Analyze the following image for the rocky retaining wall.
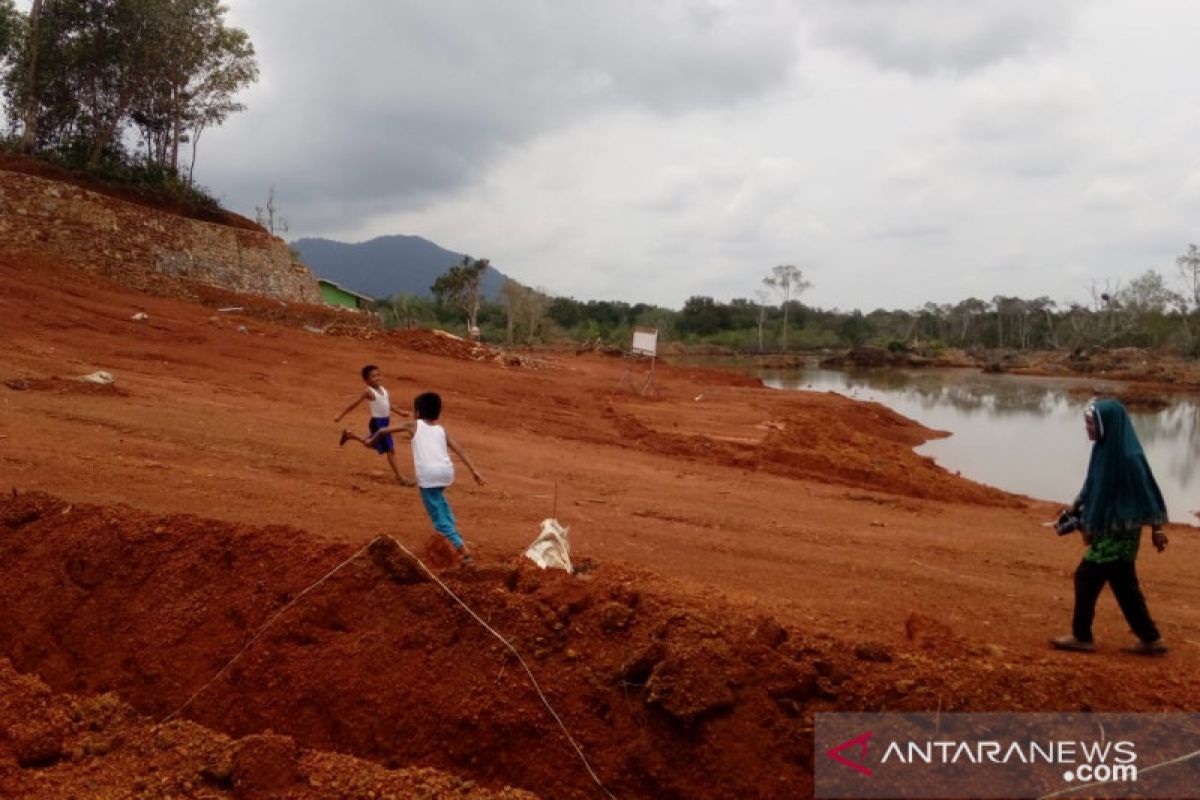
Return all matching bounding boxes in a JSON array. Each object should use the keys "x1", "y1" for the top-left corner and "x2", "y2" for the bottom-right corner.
[{"x1": 0, "y1": 169, "x2": 321, "y2": 304}]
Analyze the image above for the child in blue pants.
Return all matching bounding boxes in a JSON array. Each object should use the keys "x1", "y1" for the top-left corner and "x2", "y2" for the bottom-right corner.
[{"x1": 368, "y1": 392, "x2": 484, "y2": 564}]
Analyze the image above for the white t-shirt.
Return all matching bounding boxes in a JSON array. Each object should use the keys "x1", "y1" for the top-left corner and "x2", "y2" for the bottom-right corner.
[
  {"x1": 368, "y1": 386, "x2": 390, "y2": 418},
  {"x1": 412, "y1": 419, "x2": 454, "y2": 488}
]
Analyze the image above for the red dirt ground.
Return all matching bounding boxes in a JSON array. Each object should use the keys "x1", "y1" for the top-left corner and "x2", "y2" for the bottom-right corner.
[
  {"x1": 2, "y1": 253, "x2": 1199, "y2": 798},
  {"x1": 0, "y1": 653, "x2": 534, "y2": 799}
]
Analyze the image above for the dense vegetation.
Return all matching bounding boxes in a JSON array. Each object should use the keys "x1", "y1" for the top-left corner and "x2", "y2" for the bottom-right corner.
[
  {"x1": 389, "y1": 250, "x2": 1200, "y2": 357},
  {"x1": 0, "y1": 0, "x2": 256, "y2": 210}
]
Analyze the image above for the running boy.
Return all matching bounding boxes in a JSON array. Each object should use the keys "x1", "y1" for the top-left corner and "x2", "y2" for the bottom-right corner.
[
  {"x1": 335, "y1": 365, "x2": 413, "y2": 486},
  {"x1": 367, "y1": 392, "x2": 484, "y2": 564}
]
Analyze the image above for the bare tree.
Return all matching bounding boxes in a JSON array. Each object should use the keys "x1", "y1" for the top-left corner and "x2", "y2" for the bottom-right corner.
[
  {"x1": 1177, "y1": 244, "x2": 1200, "y2": 351},
  {"x1": 762, "y1": 264, "x2": 810, "y2": 350},
  {"x1": 254, "y1": 186, "x2": 288, "y2": 236},
  {"x1": 754, "y1": 287, "x2": 771, "y2": 353}
]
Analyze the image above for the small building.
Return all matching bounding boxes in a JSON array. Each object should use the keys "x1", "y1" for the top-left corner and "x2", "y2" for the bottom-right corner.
[{"x1": 317, "y1": 278, "x2": 374, "y2": 310}]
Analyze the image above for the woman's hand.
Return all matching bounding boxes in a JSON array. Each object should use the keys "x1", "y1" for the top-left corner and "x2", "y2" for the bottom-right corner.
[{"x1": 1152, "y1": 529, "x2": 1168, "y2": 552}]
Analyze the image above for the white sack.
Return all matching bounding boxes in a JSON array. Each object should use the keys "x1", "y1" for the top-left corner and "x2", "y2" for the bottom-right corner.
[{"x1": 523, "y1": 518, "x2": 573, "y2": 573}]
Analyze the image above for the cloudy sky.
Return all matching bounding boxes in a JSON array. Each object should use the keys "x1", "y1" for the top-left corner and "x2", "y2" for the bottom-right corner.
[{"x1": 195, "y1": 0, "x2": 1200, "y2": 310}]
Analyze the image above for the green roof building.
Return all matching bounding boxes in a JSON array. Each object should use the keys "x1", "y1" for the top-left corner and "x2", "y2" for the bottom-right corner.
[{"x1": 317, "y1": 279, "x2": 374, "y2": 310}]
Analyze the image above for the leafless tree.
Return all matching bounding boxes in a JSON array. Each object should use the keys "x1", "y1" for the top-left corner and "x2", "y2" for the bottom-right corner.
[{"x1": 762, "y1": 264, "x2": 810, "y2": 350}]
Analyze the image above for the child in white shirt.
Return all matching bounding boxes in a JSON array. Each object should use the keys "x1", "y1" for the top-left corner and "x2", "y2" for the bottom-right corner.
[
  {"x1": 335, "y1": 364, "x2": 413, "y2": 486},
  {"x1": 368, "y1": 392, "x2": 484, "y2": 564}
]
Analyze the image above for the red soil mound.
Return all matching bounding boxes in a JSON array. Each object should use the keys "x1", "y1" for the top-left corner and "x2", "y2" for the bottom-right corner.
[
  {"x1": 0, "y1": 492, "x2": 819, "y2": 799},
  {"x1": 190, "y1": 284, "x2": 381, "y2": 335},
  {"x1": 3, "y1": 492, "x2": 1196, "y2": 800},
  {"x1": 605, "y1": 393, "x2": 1017, "y2": 506},
  {"x1": 388, "y1": 328, "x2": 499, "y2": 360},
  {"x1": 0, "y1": 657, "x2": 534, "y2": 799}
]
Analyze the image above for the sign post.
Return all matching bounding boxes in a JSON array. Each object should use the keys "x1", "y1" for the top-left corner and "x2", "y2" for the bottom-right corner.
[{"x1": 614, "y1": 326, "x2": 659, "y2": 396}]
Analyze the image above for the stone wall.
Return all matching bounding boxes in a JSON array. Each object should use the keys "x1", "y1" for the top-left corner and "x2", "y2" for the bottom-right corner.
[{"x1": 0, "y1": 169, "x2": 322, "y2": 304}]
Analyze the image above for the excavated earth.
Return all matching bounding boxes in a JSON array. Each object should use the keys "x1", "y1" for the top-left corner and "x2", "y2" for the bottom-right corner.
[{"x1": 2, "y1": 252, "x2": 1199, "y2": 798}]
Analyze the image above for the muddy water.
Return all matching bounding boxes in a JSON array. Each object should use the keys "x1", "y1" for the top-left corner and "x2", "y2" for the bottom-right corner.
[{"x1": 762, "y1": 367, "x2": 1199, "y2": 525}]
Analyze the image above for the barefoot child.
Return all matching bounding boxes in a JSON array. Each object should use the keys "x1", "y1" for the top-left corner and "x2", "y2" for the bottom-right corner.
[
  {"x1": 335, "y1": 365, "x2": 414, "y2": 486},
  {"x1": 367, "y1": 391, "x2": 484, "y2": 564}
]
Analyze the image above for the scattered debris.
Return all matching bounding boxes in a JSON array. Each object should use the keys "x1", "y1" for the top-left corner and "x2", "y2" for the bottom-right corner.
[
  {"x1": 130, "y1": 311, "x2": 149, "y2": 321},
  {"x1": 303, "y1": 325, "x2": 325, "y2": 335},
  {"x1": 237, "y1": 325, "x2": 249, "y2": 334},
  {"x1": 217, "y1": 306, "x2": 244, "y2": 313},
  {"x1": 76, "y1": 371, "x2": 115, "y2": 385},
  {"x1": 3, "y1": 378, "x2": 30, "y2": 391}
]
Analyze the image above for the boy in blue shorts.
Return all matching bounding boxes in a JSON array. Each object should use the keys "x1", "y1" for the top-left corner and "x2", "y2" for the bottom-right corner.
[
  {"x1": 367, "y1": 391, "x2": 484, "y2": 564},
  {"x1": 335, "y1": 365, "x2": 413, "y2": 486}
]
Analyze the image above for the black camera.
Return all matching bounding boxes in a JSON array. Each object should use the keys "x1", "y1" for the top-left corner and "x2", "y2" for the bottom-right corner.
[{"x1": 1054, "y1": 508, "x2": 1082, "y2": 535}]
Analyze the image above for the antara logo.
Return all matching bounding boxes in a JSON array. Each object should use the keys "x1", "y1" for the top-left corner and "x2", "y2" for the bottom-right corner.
[{"x1": 827, "y1": 732, "x2": 874, "y2": 777}]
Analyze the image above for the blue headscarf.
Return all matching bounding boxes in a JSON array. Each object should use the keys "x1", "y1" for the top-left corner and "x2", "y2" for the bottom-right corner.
[{"x1": 1076, "y1": 398, "x2": 1167, "y2": 533}]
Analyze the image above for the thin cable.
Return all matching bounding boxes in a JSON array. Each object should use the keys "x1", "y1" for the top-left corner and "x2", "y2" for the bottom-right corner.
[
  {"x1": 386, "y1": 536, "x2": 617, "y2": 800},
  {"x1": 161, "y1": 537, "x2": 380, "y2": 723},
  {"x1": 158, "y1": 534, "x2": 616, "y2": 799}
]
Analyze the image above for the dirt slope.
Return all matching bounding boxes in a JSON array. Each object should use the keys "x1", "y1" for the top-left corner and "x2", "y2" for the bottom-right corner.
[
  {"x1": 1, "y1": 254, "x2": 1200, "y2": 797},
  {"x1": 0, "y1": 654, "x2": 534, "y2": 799},
  {"x1": 3, "y1": 491, "x2": 1197, "y2": 800}
]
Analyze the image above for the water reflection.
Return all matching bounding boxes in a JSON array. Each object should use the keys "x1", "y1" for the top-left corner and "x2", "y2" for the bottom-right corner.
[{"x1": 763, "y1": 368, "x2": 1199, "y2": 525}]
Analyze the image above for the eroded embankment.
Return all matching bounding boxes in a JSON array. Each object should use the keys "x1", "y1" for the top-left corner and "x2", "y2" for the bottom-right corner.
[
  {"x1": 1, "y1": 492, "x2": 1190, "y2": 799},
  {"x1": 0, "y1": 657, "x2": 535, "y2": 799},
  {"x1": 0, "y1": 492, "x2": 820, "y2": 799}
]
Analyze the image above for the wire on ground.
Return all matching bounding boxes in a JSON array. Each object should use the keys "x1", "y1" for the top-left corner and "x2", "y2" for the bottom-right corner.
[{"x1": 161, "y1": 534, "x2": 617, "y2": 799}]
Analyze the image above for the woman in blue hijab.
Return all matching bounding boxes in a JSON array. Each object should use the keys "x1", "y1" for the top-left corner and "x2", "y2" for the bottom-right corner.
[{"x1": 1051, "y1": 398, "x2": 1169, "y2": 655}]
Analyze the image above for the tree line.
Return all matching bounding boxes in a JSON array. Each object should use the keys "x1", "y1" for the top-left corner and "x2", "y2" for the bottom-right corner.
[
  {"x1": 0, "y1": 0, "x2": 256, "y2": 204},
  {"x1": 389, "y1": 247, "x2": 1200, "y2": 357}
]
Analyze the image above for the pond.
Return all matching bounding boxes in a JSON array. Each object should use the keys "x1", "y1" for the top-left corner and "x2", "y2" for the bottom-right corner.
[{"x1": 760, "y1": 367, "x2": 1199, "y2": 525}]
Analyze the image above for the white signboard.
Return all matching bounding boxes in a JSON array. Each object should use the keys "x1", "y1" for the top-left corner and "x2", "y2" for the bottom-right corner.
[{"x1": 631, "y1": 327, "x2": 658, "y2": 357}]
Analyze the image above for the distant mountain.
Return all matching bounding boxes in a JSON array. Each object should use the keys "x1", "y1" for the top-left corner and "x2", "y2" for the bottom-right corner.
[{"x1": 290, "y1": 234, "x2": 509, "y2": 300}]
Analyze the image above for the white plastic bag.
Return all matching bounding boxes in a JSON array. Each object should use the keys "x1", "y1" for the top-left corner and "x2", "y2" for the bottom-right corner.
[
  {"x1": 523, "y1": 518, "x2": 572, "y2": 573},
  {"x1": 76, "y1": 371, "x2": 115, "y2": 385}
]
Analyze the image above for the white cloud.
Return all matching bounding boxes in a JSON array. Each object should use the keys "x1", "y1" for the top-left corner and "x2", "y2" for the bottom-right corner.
[
  {"x1": 175, "y1": 1, "x2": 1200, "y2": 309},
  {"x1": 204, "y1": 0, "x2": 804, "y2": 229},
  {"x1": 806, "y1": 0, "x2": 1085, "y2": 75}
]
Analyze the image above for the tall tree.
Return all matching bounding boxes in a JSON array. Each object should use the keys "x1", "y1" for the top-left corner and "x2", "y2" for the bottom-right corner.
[
  {"x1": 130, "y1": 0, "x2": 256, "y2": 176},
  {"x1": 951, "y1": 297, "x2": 988, "y2": 346},
  {"x1": 0, "y1": 0, "x2": 23, "y2": 76},
  {"x1": 432, "y1": 257, "x2": 489, "y2": 338},
  {"x1": 1179, "y1": 244, "x2": 1200, "y2": 310},
  {"x1": 1177, "y1": 244, "x2": 1200, "y2": 352},
  {"x1": 4, "y1": 0, "x2": 255, "y2": 176},
  {"x1": 754, "y1": 288, "x2": 771, "y2": 353},
  {"x1": 762, "y1": 264, "x2": 810, "y2": 350},
  {"x1": 501, "y1": 279, "x2": 549, "y2": 346}
]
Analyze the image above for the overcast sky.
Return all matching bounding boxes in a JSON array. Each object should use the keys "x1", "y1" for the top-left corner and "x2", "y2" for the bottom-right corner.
[{"x1": 190, "y1": 1, "x2": 1200, "y2": 310}]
